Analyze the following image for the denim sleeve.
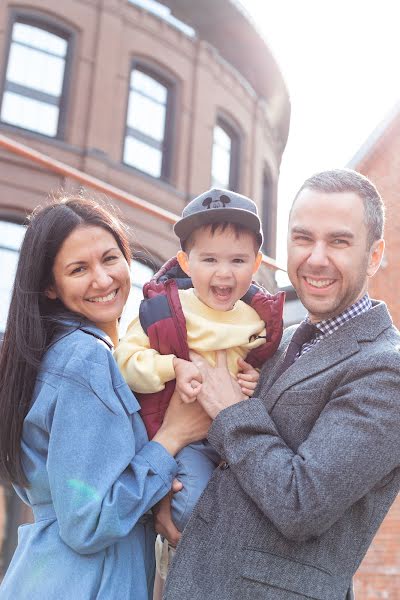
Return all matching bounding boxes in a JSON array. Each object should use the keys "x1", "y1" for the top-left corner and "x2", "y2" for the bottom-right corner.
[{"x1": 46, "y1": 355, "x2": 177, "y2": 554}]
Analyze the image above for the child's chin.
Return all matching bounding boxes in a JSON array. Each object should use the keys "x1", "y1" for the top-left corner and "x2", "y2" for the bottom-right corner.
[{"x1": 211, "y1": 297, "x2": 236, "y2": 311}]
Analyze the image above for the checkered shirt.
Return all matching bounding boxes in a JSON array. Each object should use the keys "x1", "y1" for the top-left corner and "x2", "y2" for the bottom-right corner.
[{"x1": 300, "y1": 294, "x2": 372, "y2": 357}]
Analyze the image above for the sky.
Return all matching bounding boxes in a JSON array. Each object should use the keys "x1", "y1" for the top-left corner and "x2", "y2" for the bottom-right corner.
[{"x1": 240, "y1": 0, "x2": 400, "y2": 284}]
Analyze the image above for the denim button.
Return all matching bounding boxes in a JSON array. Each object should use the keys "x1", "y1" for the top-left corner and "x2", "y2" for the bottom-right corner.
[{"x1": 220, "y1": 461, "x2": 229, "y2": 470}]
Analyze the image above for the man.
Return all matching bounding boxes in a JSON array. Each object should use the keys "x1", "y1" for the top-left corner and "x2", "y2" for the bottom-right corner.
[{"x1": 163, "y1": 169, "x2": 400, "y2": 600}]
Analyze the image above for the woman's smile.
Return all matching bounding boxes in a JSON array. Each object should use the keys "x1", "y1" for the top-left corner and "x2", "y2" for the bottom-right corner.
[{"x1": 86, "y1": 289, "x2": 119, "y2": 303}]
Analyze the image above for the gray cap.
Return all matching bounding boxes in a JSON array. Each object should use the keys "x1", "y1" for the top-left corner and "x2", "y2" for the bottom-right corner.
[{"x1": 174, "y1": 188, "x2": 263, "y2": 244}]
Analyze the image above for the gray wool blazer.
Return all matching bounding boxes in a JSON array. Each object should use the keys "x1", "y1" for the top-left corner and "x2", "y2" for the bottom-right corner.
[{"x1": 164, "y1": 301, "x2": 400, "y2": 600}]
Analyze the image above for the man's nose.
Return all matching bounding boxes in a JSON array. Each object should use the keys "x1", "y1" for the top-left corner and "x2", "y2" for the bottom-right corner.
[{"x1": 307, "y1": 242, "x2": 330, "y2": 267}]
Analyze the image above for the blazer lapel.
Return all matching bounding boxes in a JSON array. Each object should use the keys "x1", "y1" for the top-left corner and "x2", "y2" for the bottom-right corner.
[
  {"x1": 262, "y1": 300, "x2": 393, "y2": 414},
  {"x1": 267, "y1": 331, "x2": 358, "y2": 408}
]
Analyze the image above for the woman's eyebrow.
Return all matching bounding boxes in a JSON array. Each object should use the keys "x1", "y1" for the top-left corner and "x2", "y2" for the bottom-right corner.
[{"x1": 65, "y1": 247, "x2": 119, "y2": 269}]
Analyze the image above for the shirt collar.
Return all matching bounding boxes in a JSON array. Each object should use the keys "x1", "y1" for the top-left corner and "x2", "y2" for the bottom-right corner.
[
  {"x1": 308, "y1": 294, "x2": 372, "y2": 337},
  {"x1": 52, "y1": 316, "x2": 114, "y2": 349}
]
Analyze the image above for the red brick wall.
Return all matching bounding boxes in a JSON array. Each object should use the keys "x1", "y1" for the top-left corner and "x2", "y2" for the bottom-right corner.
[
  {"x1": 357, "y1": 114, "x2": 400, "y2": 328},
  {"x1": 352, "y1": 113, "x2": 400, "y2": 599},
  {"x1": 354, "y1": 498, "x2": 400, "y2": 599}
]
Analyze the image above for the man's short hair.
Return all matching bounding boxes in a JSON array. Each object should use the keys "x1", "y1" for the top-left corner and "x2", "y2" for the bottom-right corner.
[{"x1": 292, "y1": 168, "x2": 385, "y2": 248}]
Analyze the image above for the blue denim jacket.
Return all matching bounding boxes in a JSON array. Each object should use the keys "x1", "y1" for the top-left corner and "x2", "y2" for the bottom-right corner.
[{"x1": 0, "y1": 321, "x2": 178, "y2": 599}]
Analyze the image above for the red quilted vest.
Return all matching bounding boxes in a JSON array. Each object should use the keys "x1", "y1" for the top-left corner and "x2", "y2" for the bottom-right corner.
[{"x1": 135, "y1": 257, "x2": 285, "y2": 438}]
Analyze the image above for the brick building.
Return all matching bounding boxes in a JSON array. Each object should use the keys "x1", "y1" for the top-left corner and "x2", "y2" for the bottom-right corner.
[
  {"x1": 0, "y1": 0, "x2": 290, "y2": 574},
  {"x1": 1, "y1": 0, "x2": 396, "y2": 596},
  {"x1": 348, "y1": 103, "x2": 400, "y2": 598}
]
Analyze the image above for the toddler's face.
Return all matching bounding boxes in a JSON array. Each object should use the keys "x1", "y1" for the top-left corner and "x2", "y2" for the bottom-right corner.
[{"x1": 177, "y1": 225, "x2": 262, "y2": 311}]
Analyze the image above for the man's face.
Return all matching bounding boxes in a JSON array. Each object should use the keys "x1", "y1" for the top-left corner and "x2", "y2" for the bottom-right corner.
[{"x1": 287, "y1": 188, "x2": 383, "y2": 323}]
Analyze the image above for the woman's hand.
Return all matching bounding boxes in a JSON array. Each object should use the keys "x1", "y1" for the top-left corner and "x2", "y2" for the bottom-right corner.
[
  {"x1": 237, "y1": 357, "x2": 259, "y2": 398},
  {"x1": 153, "y1": 390, "x2": 211, "y2": 456},
  {"x1": 152, "y1": 479, "x2": 182, "y2": 547}
]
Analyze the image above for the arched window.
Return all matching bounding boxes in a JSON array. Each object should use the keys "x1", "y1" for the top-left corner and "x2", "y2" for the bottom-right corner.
[
  {"x1": 0, "y1": 14, "x2": 72, "y2": 138},
  {"x1": 211, "y1": 117, "x2": 240, "y2": 191},
  {"x1": 123, "y1": 64, "x2": 175, "y2": 180},
  {"x1": 0, "y1": 219, "x2": 26, "y2": 336}
]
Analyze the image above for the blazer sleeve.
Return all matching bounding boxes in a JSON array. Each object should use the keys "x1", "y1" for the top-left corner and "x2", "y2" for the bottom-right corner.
[
  {"x1": 208, "y1": 352, "x2": 400, "y2": 542},
  {"x1": 46, "y1": 351, "x2": 178, "y2": 554},
  {"x1": 114, "y1": 316, "x2": 176, "y2": 393}
]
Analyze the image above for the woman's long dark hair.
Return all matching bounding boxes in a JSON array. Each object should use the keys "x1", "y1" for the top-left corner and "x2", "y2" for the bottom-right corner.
[{"x1": 0, "y1": 194, "x2": 131, "y2": 486}]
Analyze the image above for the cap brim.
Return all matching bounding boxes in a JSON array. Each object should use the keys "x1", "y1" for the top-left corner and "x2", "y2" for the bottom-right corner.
[{"x1": 174, "y1": 208, "x2": 262, "y2": 241}]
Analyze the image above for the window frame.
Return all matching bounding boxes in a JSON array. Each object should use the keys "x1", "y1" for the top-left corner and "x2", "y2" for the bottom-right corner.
[
  {"x1": 211, "y1": 114, "x2": 241, "y2": 191},
  {"x1": 122, "y1": 60, "x2": 176, "y2": 182},
  {"x1": 0, "y1": 9, "x2": 75, "y2": 140},
  {"x1": 261, "y1": 166, "x2": 277, "y2": 258}
]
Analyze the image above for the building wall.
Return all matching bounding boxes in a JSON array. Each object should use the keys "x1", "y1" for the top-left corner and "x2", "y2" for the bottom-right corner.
[
  {"x1": 354, "y1": 500, "x2": 400, "y2": 599},
  {"x1": 0, "y1": 0, "x2": 289, "y2": 573},
  {"x1": 351, "y1": 113, "x2": 400, "y2": 599},
  {"x1": 0, "y1": 0, "x2": 287, "y2": 267},
  {"x1": 353, "y1": 114, "x2": 400, "y2": 328}
]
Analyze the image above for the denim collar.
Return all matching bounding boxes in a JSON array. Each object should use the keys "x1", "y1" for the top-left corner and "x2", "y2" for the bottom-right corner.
[{"x1": 51, "y1": 316, "x2": 114, "y2": 350}]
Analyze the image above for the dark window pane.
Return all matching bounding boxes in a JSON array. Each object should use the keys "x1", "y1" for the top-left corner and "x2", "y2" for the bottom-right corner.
[{"x1": 262, "y1": 170, "x2": 276, "y2": 258}]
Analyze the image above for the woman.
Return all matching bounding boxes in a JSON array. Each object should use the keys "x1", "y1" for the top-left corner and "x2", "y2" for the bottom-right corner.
[{"x1": 0, "y1": 195, "x2": 209, "y2": 599}]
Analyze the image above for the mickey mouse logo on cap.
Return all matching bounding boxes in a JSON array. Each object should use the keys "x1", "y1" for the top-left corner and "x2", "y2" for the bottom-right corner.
[{"x1": 202, "y1": 194, "x2": 231, "y2": 209}]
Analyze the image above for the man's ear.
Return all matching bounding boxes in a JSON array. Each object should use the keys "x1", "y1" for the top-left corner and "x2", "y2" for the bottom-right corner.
[
  {"x1": 44, "y1": 286, "x2": 57, "y2": 300},
  {"x1": 253, "y1": 252, "x2": 263, "y2": 274},
  {"x1": 367, "y1": 239, "x2": 385, "y2": 278},
  {"x1": 176, "y1": 250, "x2": 190, "y2": 276}
]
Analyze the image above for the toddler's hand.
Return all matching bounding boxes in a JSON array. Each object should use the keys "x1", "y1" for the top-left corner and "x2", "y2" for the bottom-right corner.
[
  {"x1": 237, "y1": 357, "x2": 259, "y2": 398},
  {"x1": 173, "y1": 357, "x2": 202, "y2": 403}
]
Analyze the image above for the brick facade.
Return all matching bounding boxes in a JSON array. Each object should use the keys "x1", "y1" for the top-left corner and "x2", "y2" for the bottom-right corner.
[
  {"x1": 351, "y1": 109, "x2": 400, "y2": 599},
  {"x1": 0, "y1": 0, "x2": 289, "y2": 264},
  {"x1": 0, "y1": 0, "x2": 289, "y2": 576},
  {"x1": 354, "y1": 112, "x2": 400, "y2": 328}
]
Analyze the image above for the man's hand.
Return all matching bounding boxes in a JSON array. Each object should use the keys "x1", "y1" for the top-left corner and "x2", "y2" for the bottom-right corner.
[
  {"x1": 173, "y1": 357, "x2": 202, "y2": 403},
  {"x1": 152, "y1": 479, "x2": 182, "y2": 547},
  {"x1": 189, "y1": 350, "x2": 246, "y2": 419},
  {"x1": 237, "y1": 357, "x2": 259, "y2": 398}
]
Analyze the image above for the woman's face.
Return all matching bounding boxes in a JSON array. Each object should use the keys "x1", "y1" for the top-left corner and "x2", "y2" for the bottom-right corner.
[{"x1": 46, "y1": 225, "x2": 131, "y2": 331}]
